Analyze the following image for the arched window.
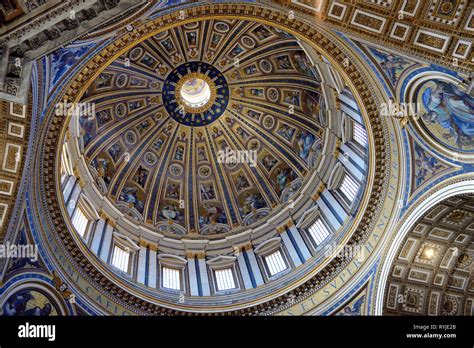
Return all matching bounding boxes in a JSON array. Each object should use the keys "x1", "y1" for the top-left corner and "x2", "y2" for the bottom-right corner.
[
  {"x1": 264, "y1": 250, "x2": 287, "y2": 277},
  {"x1": 71, "y1": 207, "x2": 89, "y2": 238},
  {"x1": 339, "y1": 173, "x2": 359, "y2": 204},
  {"x1": 308, "y1": 218, "x2": 331, "y2": 246},
  {"x1": 158, "y1": 254, "x2": 187, "y2": 291},
  {"x1": 255, "y1": 238, "x2": 290, "y2": 280},
  {"x1": 111, "y1": 245, "x2": 131, "y2": 273},
  {"x1": 69, "y1": 194, "x2": 100, "y2": 242},
  {"x1": 162, "y1": 267, "x2": 181, "y2": 290},
  {"x1": 207, "y1": 256, "x2": 239, "y2": 293},
  {"x1": 215, "y1": 268, "x2": 236, "y2": 291},
  {"x1": 352, "y1": 121, "x2": 367, "y2": 148}
]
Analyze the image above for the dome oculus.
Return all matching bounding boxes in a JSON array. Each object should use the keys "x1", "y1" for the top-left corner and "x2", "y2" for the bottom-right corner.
[
  {"x1": 163, "y1": 62, "x2": 229, "y2": 127},
  {"x1": 180, "y1": 77, "x2": 211, "y2": 108}
]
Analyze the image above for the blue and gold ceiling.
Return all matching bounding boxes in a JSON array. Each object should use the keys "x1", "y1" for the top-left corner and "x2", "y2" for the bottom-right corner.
[
  {"x1": 79, "y1": 20, "x2": 325, "y2": 236},
  {"x1": 1, "y1": 0, "x2": 472, "y2": 318}
]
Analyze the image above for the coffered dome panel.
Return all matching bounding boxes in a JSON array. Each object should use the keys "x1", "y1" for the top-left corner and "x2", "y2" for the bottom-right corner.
[{"x1": 383, "y1": 194, "x2": 474, "y2": 316}]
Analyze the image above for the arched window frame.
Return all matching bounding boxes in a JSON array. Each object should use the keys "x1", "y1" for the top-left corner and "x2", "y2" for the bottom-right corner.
[
  {"x1": 158, "y1": 254, "x2": 188, "y2": 293},
  {"x1": 254, "y1": 238, "x2": 291, "y2": 281},
  {"x1": 328, "y1": 163, "x2": 361, "y2": 211},
  {"x1": 109, "y1": 232, "x2": 139, "y2": 276},
  {"x1": 70, "y1": 194, "x2": 99, "y2": 243},
  {"x1": 207, "y1": 256, "x2": 240, "y2": 294},
  {"x1": 342, "y1": 115, "x2": 368, "y2": 157},
  {"x1": 297, "y1": 207, "x2": 334, "y2": 253}
]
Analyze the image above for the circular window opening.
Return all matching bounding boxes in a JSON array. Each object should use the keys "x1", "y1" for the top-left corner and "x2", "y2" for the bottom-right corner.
[{"x1": 179, "y1": 78, "x2": 211, "y2": 108}]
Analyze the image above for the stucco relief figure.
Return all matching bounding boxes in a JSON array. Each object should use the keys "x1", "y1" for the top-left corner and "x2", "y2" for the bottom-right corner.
[
  {"x1": 252, "y1": 25, "x2": 272, "y2": 40},
  {"x1": 294, "y1": 53, "x2": 318, "y2": 79},
  {"x1": 261, "y1": 154, "x2": 278, "y2": 172},
  {"x1": 200, "y1": 204, "x2": 227, "y2": 225},
  {"x1": 235, "y1": 173, "x2": 250, "y2": 191},
  {"x1": 276, "y1": 55, "x2": 292, "y2": 70},
  {"x1": 91, "y1": 157, "x2": 111, "y2": 187},
  {"x1": 79, "y1": 115, "x2": 94, "y2": 146},
  {"x1": 275, "y1": 167, "x2": 297, "y2": 194},
  {"x1": 133, "y1": 167, "x2": 148, "y2": 188},
  {"x1": 277, "y1": 124, "x2": 296, "y2": 142},
  {"x1": 240, "y1": 192, "x2": 266, "y2": 216},
  {"x1": 108, "y1": 143, "x2": 122, "y2": 162},
  {"x1": 200, "y1": 183, "x2": 216, "y2": 200},
  {"x1": 420, "y1": 80, "x2": 474, "y2": 150},
  {"x1": 165, "y1": 183, "x2": 180, "y2": 199}
]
